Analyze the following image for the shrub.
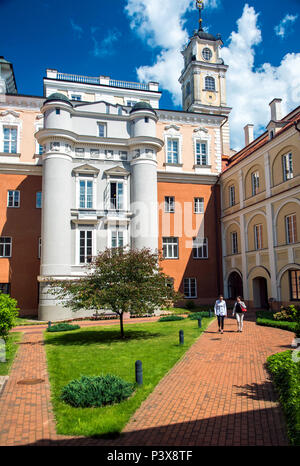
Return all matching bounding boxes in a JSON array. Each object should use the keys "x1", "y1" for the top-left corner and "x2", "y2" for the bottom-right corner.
[
  {"x1": 256, "y1": 318, "x2": 297, "y2": 333},
  {"x1": 158, "y1": 315, "x2": 185, "y2": 322},
  {"x1": 47, "y1": 323, "x2": 80, "y2": 333},
  {"x1": 189, "y1": 311, "x2": 211, "y2": 320},
  {"x1": 0, "y1": 293, "x2": 19, "y2": 340},
  {"x1": 61, "y1": 374, "x2": 134, "y2": 408},
  {"x1": 267, "y1": 351, "x2": 300, "y2": 445},
  {"x1": 185, "y1": 300, "x2": 196, "y2": 310},
  {"x1": 274, "y1": 305, "x2": 298, "y2": 322}
]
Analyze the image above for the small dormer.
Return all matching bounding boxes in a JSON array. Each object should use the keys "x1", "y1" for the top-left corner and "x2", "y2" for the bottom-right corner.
[{"x1": 267, "y1": 99, "x2": 288, "y2": 140}]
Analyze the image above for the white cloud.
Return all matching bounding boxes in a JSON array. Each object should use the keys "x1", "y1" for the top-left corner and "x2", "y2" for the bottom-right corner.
[
  {"x1": 91, "y1": 28, "x2": 121, "y2": 58},
  {"x1": 274, "y1": 13, "x2": 298, "y2": 39},
  {"x1": 70, "y1": 19, "x2": 83, "y2": 38},
  {"x1": 126, "y1": 1, "x2": 300, "y2": 150},
  {"x1": 125, "y1": 0, "x2": 220, "y2": 105},
  {"x1": 221, "y1": 4, "x2": 300, "y2": 149}
]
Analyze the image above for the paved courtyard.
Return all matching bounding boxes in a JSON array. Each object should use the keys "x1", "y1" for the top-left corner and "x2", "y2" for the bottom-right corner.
[{"x1": 0, "y1": 315, "x2": 292, "y2": 446}]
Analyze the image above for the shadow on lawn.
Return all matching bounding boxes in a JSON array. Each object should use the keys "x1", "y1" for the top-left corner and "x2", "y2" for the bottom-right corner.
[{"x1": 44, "y1": 329, "x2": 162, "y2": 346}]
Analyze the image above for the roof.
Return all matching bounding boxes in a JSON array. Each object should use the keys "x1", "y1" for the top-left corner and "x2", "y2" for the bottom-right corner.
[
  {"x1": 130, "y1": 101, "x2": 156, "y2": 113},
  {"x1": 44, "y1": 92, "x2": 72, "y2": 105},
  {"x1": 197, "y1": 30, "x2": 220, "y2": 42},
  {"x1": 223, "y1": 107, "x2": 300, "y2": 173}
]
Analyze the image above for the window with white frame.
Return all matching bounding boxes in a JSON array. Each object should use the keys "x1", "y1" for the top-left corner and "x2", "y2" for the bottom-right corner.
[
  {"x1": 109, "y1": 181, "x2": 124, "y2": 210},
  {"x1": 286, "y1": 214, "x2": 297, "y2": 244},
  {"x1": 162, "y1": 237, "x2": 179, "y2": 259},
  {"x1": 71, "y1": 94, "x2": 82, "y2": 101},
  {"x1": 193, "y1": 237, "x2": 208, "y2": 259},
  {"x1": 3, "y1": 127, "x2": 17, "y2": 153},
  {"x1": 0, "y1": 237, "x2": 12, "y2": 258},
  {"x1": 282, "y1": 153, "x2": 293, "y2": 181},
  {"x1": 98, "y1": 123, "x2": 106, "y2": 137},
  {"x1": 75, "y1": 147, "x2": 84, "y2": 157},
  {"x1": 79, "y1": 179, "x2": 93, "y2": 209},
  {"x1": 184, "y1": 278, "x2": 197, "y2": 298},
  {"x1": 231, "y1": 231, "x2": 238, "y2": 255},
  {"x1": 195, "y1": 141, "x2": 208, "y2": 165},
  {"x1": 251, "y1": 171, "x2": 260, "y2": 196},
  {"x1": 111, "y1": 230, "x2": 124, "y2": 248},
  {"x1": 38, "y1": 237, "x2": 42, "y2": 259},
  {"x1": 127, "y1": 100, "x2": 138, "y2": 107},
  {"x1": 90, "y1": 149, "x2": 100, "y2": 158},
  {"x1": 165, "y1": 196, "x2": 175, "y2": 213},
  {"x1": 205, "y1": 76, "x2": 215, "y2": 91},
  {"x1": 36, "y1": 191, "x2": 42, "y2": 208},
  {"x1": 79, "y1": 230, "x2": 93, "y2": 264},
  {"x1": 229, "y1": 185, "x2": 235, "y2": 207},
  {"x1": 254, "y1": 224, "x2": 263, "y2": 250},
  {"x1": 7, "y1": 190, "x2": 20, "y2": 208},
  {"x1": 38, "y1": 144, "x2": 44, "y2": 155},
  {"x1": 0, "y1": 283, "x2": 10, "y2": 294},
  {"x1": 167, "y1": 138, "x2": 179, "y2": 164},
  {"x1": 194, "y1": 197, "x2": 204, "y2": 214}
]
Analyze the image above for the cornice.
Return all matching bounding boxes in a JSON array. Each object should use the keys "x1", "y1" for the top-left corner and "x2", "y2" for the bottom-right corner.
[
  {"x1": 157, "y1": 109, "x2": 225, "y2": 126},
  {"x1": 157, "y1": 170, "x2": 218, "y2": 185},
  {"x1": 0, "y1": 162, "x2": 42, "y2": 176}
]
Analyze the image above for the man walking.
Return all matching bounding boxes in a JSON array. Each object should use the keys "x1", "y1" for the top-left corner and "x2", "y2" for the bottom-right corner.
[{"x1": 214, "y1": 294, "x2": 227, "y2": 334}]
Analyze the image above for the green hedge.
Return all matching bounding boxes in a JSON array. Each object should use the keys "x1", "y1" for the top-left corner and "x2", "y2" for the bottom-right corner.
[
  {"x1": 267, "y1": 351, "x2": 300, "y2": 445},
  {"x1": 188, "y1": 311, "x2": 211, "y2": 320},
  {"x1": 256, "y1": 318, "x2": 297, "y2": 333},
  {"x1": 47, "y1": 323, "x2": 80, "y2": 333},
  {"x1": 61, "y1": 374, "x2": 134, "y2": 408},
  {"x1": 158, "y1": 315, "x2": 185, "y2": 322}
]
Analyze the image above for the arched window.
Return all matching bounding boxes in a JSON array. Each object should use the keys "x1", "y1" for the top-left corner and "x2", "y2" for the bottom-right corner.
[{"x1": 205, "y1": 76, "x2": 215, "y2": 91}]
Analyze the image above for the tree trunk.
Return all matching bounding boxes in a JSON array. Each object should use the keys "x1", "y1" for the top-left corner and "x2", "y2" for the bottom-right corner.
[{"x1": 119, "y1": 311, "x2": 124, "y2": 338}]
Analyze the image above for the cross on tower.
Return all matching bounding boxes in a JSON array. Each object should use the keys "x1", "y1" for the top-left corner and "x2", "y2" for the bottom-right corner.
[{"x1": 196, "y1": 0, "x2": 205, "y2": 31}]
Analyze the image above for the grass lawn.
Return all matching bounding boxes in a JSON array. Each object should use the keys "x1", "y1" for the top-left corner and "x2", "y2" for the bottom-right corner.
[
  {"x1": 0, "y1": 332, "x2": 22, "y2": 376},
  {"x1": 15, "y1": 317, "x2": 46, "y2": 326},
  {"x1": 45, "y1": 316, "x2": 214, "y2": 438}
]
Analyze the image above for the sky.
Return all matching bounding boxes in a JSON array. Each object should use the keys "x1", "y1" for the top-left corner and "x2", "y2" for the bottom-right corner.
[{"x1": 1, "y1": 0, "x2": 300, "y2": 149}]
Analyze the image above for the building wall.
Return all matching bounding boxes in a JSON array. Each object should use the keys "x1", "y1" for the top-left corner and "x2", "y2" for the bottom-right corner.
[{"x1": 0, "y1": 173, "x2": 42, "y2": 315}]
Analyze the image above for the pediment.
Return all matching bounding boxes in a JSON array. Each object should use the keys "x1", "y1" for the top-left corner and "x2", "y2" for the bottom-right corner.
[
  {"x1": 72, "y1": 163, "x2": 100, "y2": 175},
  {"x1": 104, "y1": 165, "x2": 130, "y2": 177}
]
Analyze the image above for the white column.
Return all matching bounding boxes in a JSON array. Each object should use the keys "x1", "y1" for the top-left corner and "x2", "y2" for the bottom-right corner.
[
  {"x1": 238, "y1": 168, "x2": 244, "y2": 209},
  {"x1": 240, "y1": 213, "x2": 249, "y2": 300},
  {"x1": 264, "y1": 152, "x2": 271, "y2": 198},
  {"x1": 266, "y1": 202, "x2": 278, "y2": 300}
]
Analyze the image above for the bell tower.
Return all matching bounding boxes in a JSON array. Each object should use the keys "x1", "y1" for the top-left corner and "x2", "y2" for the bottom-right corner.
[{"x1": 179, "y1": 1, "x2": 232, "y2": 153}]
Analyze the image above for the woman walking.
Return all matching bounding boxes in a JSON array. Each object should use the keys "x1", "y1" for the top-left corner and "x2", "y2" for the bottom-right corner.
[
  {"x1": 214, "y1": 294, "x2": 227, "y2": 334},
  {"x1": 232, "y1": 296, "x2": 247, "y2": 332}
]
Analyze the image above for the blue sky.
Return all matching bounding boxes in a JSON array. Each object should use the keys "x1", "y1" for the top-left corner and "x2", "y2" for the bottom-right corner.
[{"x1": 1, "y1": 0, "x2": 299, "y2": 148}]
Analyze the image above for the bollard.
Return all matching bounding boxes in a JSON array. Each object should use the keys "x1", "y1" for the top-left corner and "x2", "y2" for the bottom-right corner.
[
  {"x1": 48, "y1": 321, "x2": 51, "y2": 329},
  {"x1": 135, "y1": 360, "x2": 143, "y2": 385},
  {"x1": 209, "y1": 309, "x2": 212, "y2": 318},
  {"x1": 179, "y1": 330, "x2": 184, "y2": 345},
  {"x1": 198, "y1": 318, "x2": 202, "y2": 328}
]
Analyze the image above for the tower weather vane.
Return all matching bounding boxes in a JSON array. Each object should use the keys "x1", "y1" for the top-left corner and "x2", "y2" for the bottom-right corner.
[{"x1": 196, "y1": 0, "x2": 204, "y2": 31}]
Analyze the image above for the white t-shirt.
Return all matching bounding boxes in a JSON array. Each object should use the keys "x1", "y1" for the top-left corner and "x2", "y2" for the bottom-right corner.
[{"x1": 214, "y1": 299, "x2": 227, "y2": 316}]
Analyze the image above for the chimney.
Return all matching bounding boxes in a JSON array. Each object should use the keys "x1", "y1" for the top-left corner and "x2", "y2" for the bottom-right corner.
[
  {"x1": 244, "y1": 124, "x2": 254, "y2": 146},
  {"x1": 269, "y1": 98, "x2": 282, "y2": 121}
]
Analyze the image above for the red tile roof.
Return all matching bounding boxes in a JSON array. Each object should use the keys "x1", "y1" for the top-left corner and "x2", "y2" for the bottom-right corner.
[{"x1": 222, "y1": 106, "x2": 300, "y2": 173}]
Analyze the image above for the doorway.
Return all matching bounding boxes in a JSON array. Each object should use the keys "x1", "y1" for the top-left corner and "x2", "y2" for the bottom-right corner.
[
  {"x1": 228, "y1": 271, "x2": 243, "y2": 299},
  {"x1": 253, "y1": 277, "x2": 268, "y2": 309}
]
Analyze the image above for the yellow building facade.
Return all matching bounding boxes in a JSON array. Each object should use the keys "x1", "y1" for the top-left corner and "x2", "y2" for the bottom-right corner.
[{"x1": 221, "y1": 100, "x2": 300, "y2": 309}]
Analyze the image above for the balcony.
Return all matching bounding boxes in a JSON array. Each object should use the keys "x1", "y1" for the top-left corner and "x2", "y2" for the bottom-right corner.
[{"x1": 46, "y1": 69, "x2": 159, "y2": 92}]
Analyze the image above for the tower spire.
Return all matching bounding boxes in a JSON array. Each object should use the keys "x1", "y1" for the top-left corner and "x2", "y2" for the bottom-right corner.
[{"x1": 196, "y1": 0, "x2": 204, "y2": 32}]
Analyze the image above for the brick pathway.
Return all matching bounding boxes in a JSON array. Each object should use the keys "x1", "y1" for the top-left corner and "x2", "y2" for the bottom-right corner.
[{"x1": 0, "y1": 315, "x2": 292, "y2": 446}]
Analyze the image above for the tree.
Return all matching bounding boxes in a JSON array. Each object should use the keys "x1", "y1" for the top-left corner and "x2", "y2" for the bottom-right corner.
[
  {"x1": 51, "y1": 248, "x2": 181, "y2": 338},
  {"x1": 0, "y1": 293, "x2": 19, "y2": 341}
]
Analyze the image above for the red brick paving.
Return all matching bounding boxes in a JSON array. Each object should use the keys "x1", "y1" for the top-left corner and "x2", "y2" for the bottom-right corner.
[{"x1": 0, "y1": 315, "x2": 293, "y2": 446}]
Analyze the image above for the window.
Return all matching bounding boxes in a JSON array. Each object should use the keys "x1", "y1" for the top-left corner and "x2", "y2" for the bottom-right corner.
[
  {"x1": 79, "y1": 230, "x2": 93, "y2": 264},
  {"x1": 110, "y1": 182, "x2": 123, "y2": 210},
  {"x1": 36, "y1": 191, "x2": 42, "y2": 209},
  {"x1": 289, "y1": 270, "x2": 300, "y2": 300},
  {"x1": 145, "y1": 117, "x2": 149, "y2": 123},
  {"x1": 195, "y1": 142, "x2": 208, "y2": 165},
  {"x1": 167, "y1": 139, "x2": 179, "y2": 164},
  {"x1": 286, "y1": 214, "x2": 297, "y2": 244},
  {"x1": 282, "y1": 153, "x2": 293, "y2": 181},
  {"x1": 90, "y1": 149, "x2": 100, "y2": 158},
  {"x1": 50, "y1": 142, "x2": 60, "y2": 151},
  {"x1": 165, "y1": 196, "x2": 175, "y2": 213},
  {"x1": 0, "y1": 283, "x2": 10, "y2": 294},
  {"x1": 127, "y1": 100, "x2": 138, "y2": 107},
  {"x1": 71, "y1": 94, "x2": 82, "y2": 101},
  {"x1": 184, "y1": 278, "x2": 197, "y2": 298},
  {"x1": 186, "y1": 82, "x2": 191, "y2": 97},
  {"x1": 251, "y1": 171, "x2": 260, "y2": 196},
  {"x1": 229, "y1": 186, "x2": 235, "y2": 207},
  {"x1": 38, "y1": 238, "x2": 41, "y2": 259},
  {"x1": 193, "y1": 237, "x2": 208, "y2": 259},
  {"x1": 162, "y1": 237, "x2": 179, "y2": 259},
  {"x1": 75, "y1": 147, "x2": 84, "y2": 157},
  {"x1": 79, "y1": 179, "x2": 93, "y2": 209},
  {"x1": 119, "y1": 151, "x2": 128, "y2": 160},
  {"x1": 98, "y1": 124, "x2": 106, "y2": 137},
  {"x1": 205, "y1": 76, "x2": 215, "y2": 91},
  {"x1": 202, "y1": 48, "x2": 212, "y2": 61},
  {"x1": 55, "y1": 108, "x2": 60, "y2": 115},
  {"x1": 254, "y1": 224, "x2": 263, "y2": 250},
  {"x1": 3, "y1": 127, "x2": 17, "y2": 153},
  {"x1": 231, "y1": 232, "x2": 238, "y2": 255},
  {"x1": 194, "y1": 197, "x2": 204, "y2": 214},
  {"x1": 105, "y1": 150, "x2": 114, "y2": 159},
  {"x1": 0, "y1": 237, "x2": 12, "y2": 258},
  {"x1": 7, "y1": 190, "x2": 20, "y2": 208},
  {"x1": 111, "y1": 231, "x2": 124, "y2": 248},
  {"x1": 38, "y1": 144, "x2": 44, "y2": 155}
]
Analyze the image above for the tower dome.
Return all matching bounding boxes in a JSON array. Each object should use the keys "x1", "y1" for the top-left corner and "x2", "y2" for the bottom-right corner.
[
  {"x1": 130, "y1": 101, "x2": 155, "y2": 113},
  {"x1": 45, "y1": 93, "x2": 72, "y2": 106}
]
